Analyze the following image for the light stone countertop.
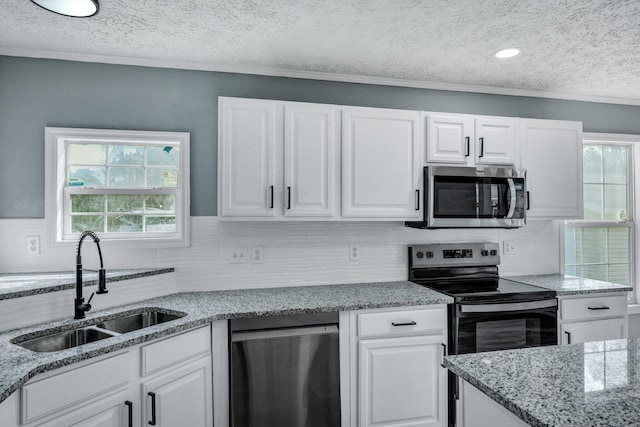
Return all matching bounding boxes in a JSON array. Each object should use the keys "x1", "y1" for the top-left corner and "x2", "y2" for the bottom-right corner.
[
  {"x1": 0, "y1": 279, "x2": 453, "y2": 405},
  {"x1": 0, "y1": 268, "x2": 175, "y2": 300},
  {"x1": 444, "y1": 339, "x2": 640, "y2": 427},
  {"x1": 506, "y1": 274, "x2": 632, "y2": 295}
]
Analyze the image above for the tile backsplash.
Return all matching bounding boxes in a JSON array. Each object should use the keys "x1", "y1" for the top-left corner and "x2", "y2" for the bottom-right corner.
[{"x1": 0, "y1": 217, "x2": 561, "y2": 291}]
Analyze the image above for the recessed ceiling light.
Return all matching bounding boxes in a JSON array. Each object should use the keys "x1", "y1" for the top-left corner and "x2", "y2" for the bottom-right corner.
[
  {"x1": 495, "y1": 48, "x2": 520, "y2": 59},
  {"x1": 31, "y1": 0, "x2": 99, "y2": 18}
]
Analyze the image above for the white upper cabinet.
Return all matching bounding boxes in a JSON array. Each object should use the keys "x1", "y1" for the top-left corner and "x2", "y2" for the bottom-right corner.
[
  {"x1": 218, "y1": 97, "x2": 281, "y2": 217},
  {"x1": 475, "y1": 116, "x2": 518, "y2": 165},
  {"x1": 426, "y1": 113, "x2": 475, "y2": 165},
  {"x1": 426, "y1": 112, "x2": 518, "y2": 166},
  {"x1": 518, "y1": 118, "x2": 583, "y2": 218},
  {"x1": 284, "y1": 103, "x2": 340, "y2": 217},
  {"x1": 342, "y1": 107, "x2": 422, "y2": 219},
  {"x1": 218, "y1": 97, "x2": 339, "y2": 219}
]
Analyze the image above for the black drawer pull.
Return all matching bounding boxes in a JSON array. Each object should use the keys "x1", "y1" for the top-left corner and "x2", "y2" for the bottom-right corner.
[
  {"x1": 392, "y1": 321, "x2": 417, "y2": 327},
  {"x1": 588, "y1": 306, "x2": 610, "y2": 310},
  {"x1": 125, "y1": 401, "x2": 133, "y2": 427},
  {"x1": 148, "y1": 392, "x2": 157, "y2": 425},
  {"x1": 565, "y1": 331, "x2": 572, "y2": 345}
]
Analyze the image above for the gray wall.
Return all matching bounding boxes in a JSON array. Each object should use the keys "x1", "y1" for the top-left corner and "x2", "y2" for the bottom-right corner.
[{"x1": 2, "y1": 55, "x2": 640, "y2": 218}]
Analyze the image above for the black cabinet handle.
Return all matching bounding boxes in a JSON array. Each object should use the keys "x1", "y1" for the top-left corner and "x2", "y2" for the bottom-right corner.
[
  {"x1": 125, "y1": 401, "x2": 133, "y2": 427},
  {"x1": 478, "y1": 137, "x2": 485, "y2": 158},
  {"x1": 391, "y1": 321, "x2": 417, "y2": 327},
  {"x1": 565, "y1": 331, "x2": 572, "y2": 345},
  {"x1": 440, "y1": 343, "x2": 448, "y2": 368},
  {"x1": 269, "y1": 186, "x2": 274, "y2": 209},
  {"x1": 287, "y1": 186, "x2": 291, "y2": 210},
  {"x1": 465, "y1": 136, "x2": 470, "y2": 157},
  {"x1": 588, "y1": 306, "x2": 610, "y2": 310},
  {"x1": 526, "y1": 191, "x2": 531, "y2": 210},
  {"x1": 415, "y1": 189, "x2": 420, "y2": 210},
  {"x1": 148, "y1": 392, "x2": 157, "y2": 425}
]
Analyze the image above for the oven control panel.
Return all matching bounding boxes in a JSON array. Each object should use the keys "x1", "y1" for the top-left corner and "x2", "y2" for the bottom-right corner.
[{"x1": 409, "y1": 242, "x2": 500, "y2": 268}]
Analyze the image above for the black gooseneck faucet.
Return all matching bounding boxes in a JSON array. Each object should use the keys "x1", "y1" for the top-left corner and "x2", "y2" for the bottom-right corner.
[{"x1": 75, "y1": 230, "x2": 107, "y2": 319}]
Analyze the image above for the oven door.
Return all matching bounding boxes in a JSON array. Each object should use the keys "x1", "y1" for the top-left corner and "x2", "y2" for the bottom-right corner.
[{"x1": 453, "y1": 299, "x2": 557, "y2": 355}]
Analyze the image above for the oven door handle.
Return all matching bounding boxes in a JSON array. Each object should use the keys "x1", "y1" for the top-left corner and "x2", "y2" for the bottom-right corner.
[{"x1": 459, "y1": 299, "x2": 557, "y2": 313}]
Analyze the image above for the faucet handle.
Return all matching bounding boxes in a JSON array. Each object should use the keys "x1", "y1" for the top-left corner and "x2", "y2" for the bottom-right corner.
[{"x1": 85, "y1": 292, "x2": 95, "y2": 311}]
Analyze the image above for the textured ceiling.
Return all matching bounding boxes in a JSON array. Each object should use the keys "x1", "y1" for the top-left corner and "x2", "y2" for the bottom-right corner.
[{"x1": 1, "y1": 0, "x2": 640, "y2": 104}]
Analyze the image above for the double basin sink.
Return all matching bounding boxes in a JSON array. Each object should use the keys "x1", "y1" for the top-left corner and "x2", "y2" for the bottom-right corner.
[{"x1": 12, "y1": 309, "x2": 186, "y2": 353}]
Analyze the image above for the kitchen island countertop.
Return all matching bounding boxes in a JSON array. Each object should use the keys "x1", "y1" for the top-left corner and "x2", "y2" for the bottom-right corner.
[
  {"x1": 444, "y1": 338, "x2": 640, "y2": 427},
  {"x1": 0, "y1": 279, "x2": 452, "y2": 406}
]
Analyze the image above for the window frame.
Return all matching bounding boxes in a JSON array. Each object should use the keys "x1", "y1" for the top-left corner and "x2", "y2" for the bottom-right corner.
[
  {"x1": 45, "y1": 127, "x2": 191, "y2": 248},
  {"x1": 563, "y1": 132, "x2": 639, "y2": 303}
]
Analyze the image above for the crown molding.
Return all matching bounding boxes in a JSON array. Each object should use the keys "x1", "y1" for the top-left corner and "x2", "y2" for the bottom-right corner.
[{"x1": 2, "y1": 46, "x2": 640, "y2": 107}]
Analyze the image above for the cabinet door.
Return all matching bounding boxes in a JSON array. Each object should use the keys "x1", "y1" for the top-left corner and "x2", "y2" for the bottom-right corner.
[
  {"x1": 358, "y1": 334, "x2": 446, "y2": 427},
  {"x1": 342, "y1": 107, "x2": 422, "y2": 219},
  {"x1": 561, "y1": 317, "x2": 627, "y2": 345},
  {"x1": 475, "y1": 116, "x2": 517, "y2": 165},
  {"x1": 426, "y1": 113, "x2": 474, "y2": 165},
  {"x1": 284, "y1": 103, "x2": 339, "y2": 217},
  {"x1": 519, "y1": 118, "x2": 583, "y2": 218},
  {"x1": 142, "y1": 357, "x2": 213, "y2": 427},
  {"x1": 0, "y1": 393, "x2": 18, "y2": 427},
  {"x1": 218, "y1": 97, "x2": 282, "y2": 217}
]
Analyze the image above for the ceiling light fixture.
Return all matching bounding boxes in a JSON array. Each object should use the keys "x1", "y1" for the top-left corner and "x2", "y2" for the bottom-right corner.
[
  {"x1": 494, "y1": 48, "x2": 520, "y2": 59},
  {"x1": 30, "y1": 0, "x2": 99, "y2": 18}
]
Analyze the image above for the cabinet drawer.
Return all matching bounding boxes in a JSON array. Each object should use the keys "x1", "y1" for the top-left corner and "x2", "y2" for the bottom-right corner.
[
  {"x1": 21, "y1": 352, "x2": 130, "y2": 424},
  {"x1": 560, "y1": 294, "x2": 627, "y2": 321},
  {"x1": 141, "y1": 326, "x2": 211, "y2": 376},
  {"x1": 357, "y1": 307, "x2": 445, "y2": 338}
]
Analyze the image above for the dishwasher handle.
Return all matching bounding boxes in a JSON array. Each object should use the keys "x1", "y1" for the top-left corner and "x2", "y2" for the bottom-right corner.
[{"x1": 231, "y1": 324, "x2": 339, "y2": 342}]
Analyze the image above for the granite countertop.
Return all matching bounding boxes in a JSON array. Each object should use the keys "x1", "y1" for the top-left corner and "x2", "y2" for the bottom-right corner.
[
  {"x1": 444, "y1": 339, "x2": 640, "y2": 427},
  {"x1": 506, "y1": 274, "x2": 632, "y2": 295},
  {"x1": 0, "y1": 280, "x2": 452, "y2": 405},
  {"x1": 0, "y1": 268, "x2": 175, "y2": 300}
]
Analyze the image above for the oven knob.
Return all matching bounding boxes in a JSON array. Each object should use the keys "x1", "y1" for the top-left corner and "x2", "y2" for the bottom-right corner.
[
  {"x1": 490, "y1": 249, "x2": 497, "y2": 256},
  {"x1": 426, "y1": 251, "x2": 434, "y2": 259},
  {"x1": 481, "y1": 250, "x2": 489, "y2": 256},
  {"x1": 416, "y1": 251, "x2": 424, "y2": 259}
]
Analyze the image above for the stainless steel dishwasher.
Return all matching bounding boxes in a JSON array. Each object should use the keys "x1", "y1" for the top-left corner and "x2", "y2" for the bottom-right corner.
[{"x1": 229, "y1": 312, "x2": 340, "y2": 427}]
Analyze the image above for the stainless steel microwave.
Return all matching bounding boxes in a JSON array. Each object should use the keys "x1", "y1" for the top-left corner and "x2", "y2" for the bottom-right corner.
[{"x1": 406, "y1": 166, "x2": 526, "y2": 229}]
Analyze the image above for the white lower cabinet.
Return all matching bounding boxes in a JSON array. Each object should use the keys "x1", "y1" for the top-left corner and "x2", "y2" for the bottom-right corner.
[
  {"x1": 558, "y1": 293, "x2": 628, "y2": 345},
  {"x1": 349, "y1": 305, "x2": 447, "y2": 427},
  {"x1": 13, "y1": 325, "x2": 212, "y2": 427},
  {"x1": 141, "y1": 358, "x2": 212, "y2": 427},
  {"x1": 459, "y1": 382, "x2": 527, "y2": 427}
]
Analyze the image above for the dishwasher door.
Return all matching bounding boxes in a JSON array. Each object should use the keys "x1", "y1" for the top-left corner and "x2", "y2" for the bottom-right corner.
[{"x1": 230, "y1": 314, "x2": 340, "y2": 427}]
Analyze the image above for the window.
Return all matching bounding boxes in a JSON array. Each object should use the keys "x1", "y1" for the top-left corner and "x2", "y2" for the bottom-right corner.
[
  {"x1": 564, "y1": 133, "x2": 637, "y2": 301},
  {"x1": 45, "y1": 128, "x2": 190, "y2": 247}
]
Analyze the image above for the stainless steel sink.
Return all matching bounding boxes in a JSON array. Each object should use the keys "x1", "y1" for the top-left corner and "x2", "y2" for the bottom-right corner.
[
  {"x1": 12, "y1": 309, "x2": 186, "y2": 352},
  {"x1": 96, "y1": 311, "x2": 184, "y2": 334},
  {"x1": 15, "y1": 327, "x2": 117, "y2": 353}
]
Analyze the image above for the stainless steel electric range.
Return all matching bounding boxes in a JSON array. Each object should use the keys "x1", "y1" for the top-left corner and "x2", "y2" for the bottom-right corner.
[{"x1": 408, "y1": 242, "x2": 557, "y2": 427}]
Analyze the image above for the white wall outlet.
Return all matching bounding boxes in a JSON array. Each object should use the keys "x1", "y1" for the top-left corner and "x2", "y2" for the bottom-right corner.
[
  {"x1": 229, "y1": 247, "x2": 248, "y2": 264},
  {"x1": 250, "y1": 246, "x2": 264, "y2": 264},
  {"x1": 26, "y1": 235, "x2": 40, "y2": 255},
  {"x1": 349, "y1": 244, "x2": 361, "y2": 261},
  {"x1": 503, "y1": 240, "x2": 518, "y2": 255}
]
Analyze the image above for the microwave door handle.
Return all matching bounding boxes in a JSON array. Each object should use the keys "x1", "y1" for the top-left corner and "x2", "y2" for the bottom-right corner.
[{"x1": 506, "y1": 178, "x2": 517, "y2": 218}]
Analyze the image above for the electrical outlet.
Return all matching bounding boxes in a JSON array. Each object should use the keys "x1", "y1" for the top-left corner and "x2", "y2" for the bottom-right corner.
[
  {"x1": 503, "y1": 240, "x2": 518, "y2": 255},
  {"x1": 26, "y1": 236, "x2": 40, "y2": 255},
  {"x1": 250, "y1": 246, "x2": 264, "y2": 264},
  {"x1": 229, "y1": 247, "x2": 248, "y2": 264},
  {"x1": 349, "y1": 244, "x2": 361, "y2": 261}
]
